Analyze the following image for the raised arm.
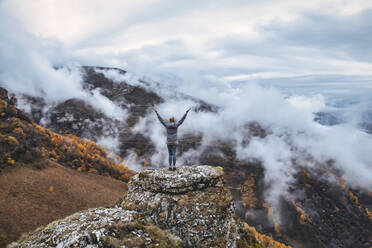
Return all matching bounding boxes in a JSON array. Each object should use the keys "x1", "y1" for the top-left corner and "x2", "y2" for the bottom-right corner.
[
  {"x1": 177, "y1": 108, "x2": 191, "y2": 127},
  {"x1": 154, "y1": 109, "x2": 167, "y2": 127}
]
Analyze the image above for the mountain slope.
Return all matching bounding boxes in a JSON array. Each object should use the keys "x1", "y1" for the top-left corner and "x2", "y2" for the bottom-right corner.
[
  {"x1": 200, "y1": 141, "x2": 372, "y2": 248},
  {"x1": 0, "y1": 87, "x2": 134, "y2": 179},
  {"x1": 0, "y1": 160, "x2": 128, "y2": 247},
  {"x1": 0, "y1": 87, "x2": 135, "y2": 246}
]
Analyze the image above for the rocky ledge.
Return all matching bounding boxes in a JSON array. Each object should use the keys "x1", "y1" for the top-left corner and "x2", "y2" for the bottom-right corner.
[
  {"x1": 10, "y1": 165, "x2": 288, "y2": 248},
  {"x1": 129, "y1": 165, "x2": 224, "y2": 194}
]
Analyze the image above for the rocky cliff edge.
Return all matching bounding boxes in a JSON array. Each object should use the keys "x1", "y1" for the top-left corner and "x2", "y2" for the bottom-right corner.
[{"x1": 10, "y1": 165, "x2": 289, "y2": 248}]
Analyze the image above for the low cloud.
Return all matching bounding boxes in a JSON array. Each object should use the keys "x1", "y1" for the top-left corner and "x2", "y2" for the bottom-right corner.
[
  {"x1": 0, "y1": 4, "x2": 126, "y2": 121},
  {"x1": 129, "y1": 78, "x2": 372, "y2": 225}
]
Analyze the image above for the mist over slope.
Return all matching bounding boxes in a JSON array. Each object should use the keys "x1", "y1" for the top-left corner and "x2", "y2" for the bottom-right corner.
[{"x1": 10, "y1": 65, "x2": 372, "y2": 191}]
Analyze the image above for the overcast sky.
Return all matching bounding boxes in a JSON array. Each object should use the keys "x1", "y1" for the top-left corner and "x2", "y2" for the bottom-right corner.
[
  {"x1": 1, "y1": 0, "x2": 372, "y2": 100},
  {"x1": 1, "y1": 0, "x2": 372, "y2": 195}
]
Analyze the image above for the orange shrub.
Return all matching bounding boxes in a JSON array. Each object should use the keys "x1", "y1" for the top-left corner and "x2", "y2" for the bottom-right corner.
[
  {"x1": 1, "y1": 114, "x2": 134, "y2": 181},
  {"x1": 12, "y1": 127, "x2": 25, "y2": 138},
  {"x1": 365, "y1": 208, "x2": 372, "y2": 221},
  {"x1": 7, "y1": 157, "x2": 15, "y2": 165},
  {"x1": 88, "y1": 168, "x2": 98, "y2": 174},
  {"x1": 6, "y1": 136, "x2": 19, "y2": 146}
]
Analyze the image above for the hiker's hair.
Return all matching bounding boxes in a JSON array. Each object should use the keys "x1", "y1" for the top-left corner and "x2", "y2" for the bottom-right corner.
[{"x1": 169, "y1": 117, "x2": 175, "y2": 123}]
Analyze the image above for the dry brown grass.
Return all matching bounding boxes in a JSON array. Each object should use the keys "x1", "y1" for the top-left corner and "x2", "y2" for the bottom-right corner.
[{"x1": 0, "y1": 160, "x2": 129, "y2": 247}]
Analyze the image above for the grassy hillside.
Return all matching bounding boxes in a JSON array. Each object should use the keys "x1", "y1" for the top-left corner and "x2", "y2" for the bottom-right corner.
[
  {"x1": 0, "y1": 161, "x2": 129, "y2": 246},
  {"x1": 0, "y1": 87, "x2": 135, "y2": 246}
]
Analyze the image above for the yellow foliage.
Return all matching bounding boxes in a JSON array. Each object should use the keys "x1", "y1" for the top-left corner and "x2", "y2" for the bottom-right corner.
[
  {"x1": 41, "y1": 147, "x2": 48, "y2": 158},
  {"x1": 365, "y1": 208, "x2": 372, "y2": 221},
  {"x1": 12, "y1": 127, "x2": 25, "y2": 137},
  {"x1": 101, "y1": 147, "x2": 107, "y2": 154},
  {"x1": 50, "y1": 150, "x2": 57, "y2": 158},
  {"x1": 77, "y1": 143, "x2": 85, "y2": 152},
  {"x1": 241, "y1": 177, "x2": 257, "y2": 208},
  {"x1": 243, "y1": 222, "x2": 291, "y2": 248},
  {"x1": 88, "y1": 168, "x2": 98, "y2": 174},
  {"x1": 2, "y1": 119, "x2": 134, "y2": 182},
  {"x1": 266, "y1": 206, "x2": 281, "y2": 233},
  {"x1": 337, "y1": 177, "x2": 346, "y2": 190},
  {"x1": 291, "y1": 201, "x2": 312, "y2": 224},
  {"x1": 7, "y1": 157, "x2": 15, "y2": 165},
  {"x1": 301, "y1": 169, "x2": 312, "y2": 179},
  {"x1": 120, "y1": 174, "x2": 130, "y2": 180},
  {"x1": 348, "y1": 191, "x2": 361, "y2": 209},
  {"x1": 6, "y1": 135, "x2": 19, "y2": 146}
]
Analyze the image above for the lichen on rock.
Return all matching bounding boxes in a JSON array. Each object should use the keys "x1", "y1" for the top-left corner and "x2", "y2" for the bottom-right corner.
[
  {"x1": 9, "y1": 207, "x2": 136, "y2": 248},
  {"x1": 128, "y1": 165, "x2": 224, "y2": 194}
]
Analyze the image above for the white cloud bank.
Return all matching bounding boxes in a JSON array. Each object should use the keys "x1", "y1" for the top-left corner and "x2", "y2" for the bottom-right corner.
[
  {"x1": 0, "y1": 3, "x2": 126, "y2": 120},
  {"x1": 132, "y1": 80, "x2": 372, "y2": 225}
]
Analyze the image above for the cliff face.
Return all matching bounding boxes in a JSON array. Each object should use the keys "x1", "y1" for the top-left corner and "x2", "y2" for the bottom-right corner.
[
  {"x1": 10, "y1": 165, "x2": 289, "y2": 248},
  {"x1": 121, "y1": 165, "x2": 238, "y2": 247}
]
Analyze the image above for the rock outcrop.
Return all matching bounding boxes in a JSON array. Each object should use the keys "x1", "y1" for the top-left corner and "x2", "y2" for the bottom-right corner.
[
  {"x1": 10, "y1": 165, "x2": 289, "y2": 248},
  {"x1": 121, "y1": 165, "x2": 238, "y2": 247}
]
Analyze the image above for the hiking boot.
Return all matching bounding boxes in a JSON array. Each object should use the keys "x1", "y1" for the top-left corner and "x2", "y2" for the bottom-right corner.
[
  {"x1": 172, "y1": 166, "x2": 176, "y2": 171},
  {"x1": 168, "y1": 167, "x2": 172, "y2": 171}
]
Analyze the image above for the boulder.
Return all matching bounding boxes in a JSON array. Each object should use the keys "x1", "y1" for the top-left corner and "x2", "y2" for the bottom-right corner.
[{"x1": 121, "y1": 165, "x2": 243, "y2": 247}]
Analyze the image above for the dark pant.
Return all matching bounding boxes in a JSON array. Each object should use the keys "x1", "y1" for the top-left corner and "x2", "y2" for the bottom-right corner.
[{"x1": 167, "y1": 144, "x2": 177, "y2": 166}]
